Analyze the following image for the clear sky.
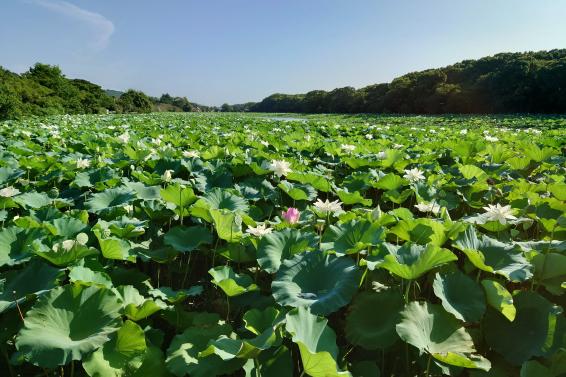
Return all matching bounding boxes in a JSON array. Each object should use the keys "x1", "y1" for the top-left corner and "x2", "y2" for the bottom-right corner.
[{"x1": 2, "y1": 0, "x2": 566, "y2": 105}]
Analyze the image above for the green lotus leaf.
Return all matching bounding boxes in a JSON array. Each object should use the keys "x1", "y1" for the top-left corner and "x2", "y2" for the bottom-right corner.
[
  {"x1": 82, "y1": 320, "x2": 167, "y2": 377},
  {"x1": 0, "y1": 167, "x2": 23, "y2": 185},
  {"x1": 200, "y1": 329, "x2": 276, "y2": 360},
  {"x1": 34, "y1": 241, "x2": 99, "y2": 266},
  {"x1": 13, "y1": 191, "x2": 52, "y2": 209},
  {"x1": 242, "y1": 345, "x2": 293, "y2": 377},
  {"x1": 532, "y1": 252, "x2": 566, "y2": 295},
  {"x1": 287, "y1": 172, "x2": 331, "y2": 192},
  {"x1": 86, "y1": 187, "x2": 136, "y2": 214},
  {"x1": 200, "y1": 307, "x2": 283, "y2": 360},
  {"x1": 94, "y1": 229, "x2": 135, "y2": 261},
  {"x1": 45, "y1": 217, "x2": 87, "y2": 237},
  {"x1": 379, "y1": 242, "x2": 457, "y2": 280},
  {"x1": 210, "y1": 209, "x2": 243, "y2": 243},
  {"x1": 113, "y1": 285, "x2": 166, "y2": 320},
  {"x1": 100, "y1": 217, "x2": 146, "y2": 239},
  {"x1": 16, "y1": 284, "x2": 123, "y2": 367},
  {"x1": 166, "y1": 320, "x2": 243, "y2": 377},
  {"x1": 0, "y1": 260, "x2": 63, "y2": 314},
  {"x1": 390, "y1": 218, "x2": 447, "y2": 246},
  {"x1": 164, "y1": 226, "x2": 212, "y2": 253},
  {"x1": 204, "y1": 188, "x2": 249, "y2": 213},
  {"x1": 433, "y1": 271, "x2": 486, "y2": 322},
  {"x1": 337, "y1": 189, "x2": 372, "y2": 206},
  {"x1": 322, "y1": 219, "x2": 385, "y2": 256},
  {"x1": 396, "y1": 301, "x2": 490, "y2": 371},
  {"x1": 454, "y1": 226, "x2": 533, "y2": 282},
  {"x1": 285, "y1": 307, "x2": 351, "y2": 377},
  {"x1": 484, "y1": 291, "x2": 565, "y2": 365},
  {"x1": 209, "y1": 266, "x2": 258, "y2": 297},
  {"x1": 69, "y1": 266, "x2": 113, "y2": 288},
  {"x1": 149, "y1": 285, "x2": 203, "y2": 303},
  {"x1": 345, "y1": 290, "x2": 403, "y2": 349},
  {"x1": 272, "y1": 251, "x2": 360, "y2": 315},
  {"x1": 278, "y1": 180, "x2": 316, "y2": 201},
  {"x1": 257, "y1": 228, "x2": 318, "y2": 273},
  {"x1": 0, "y1": 226, "x2": 45, "y2": 267},
  {"x1": 480, "y1": 279, "x2": 516, "y2": 322},
  {"x1": 243, "y1": 306, "x2": 281, "y2": 335},
  {"x1": 124, "y1": 181, "x2": 162, "y2": 201},
  {"x1": 160, "y1": 184, "x2": 197, "y2": 208},
  {"x1": 374, "y1": 173, "x2": 407, "y2": 191}
]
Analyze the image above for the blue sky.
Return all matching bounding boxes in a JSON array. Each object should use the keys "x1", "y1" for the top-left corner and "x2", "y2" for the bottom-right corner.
[{"x1": 2, "y1": 1, "x2": 566, "y2": 105}]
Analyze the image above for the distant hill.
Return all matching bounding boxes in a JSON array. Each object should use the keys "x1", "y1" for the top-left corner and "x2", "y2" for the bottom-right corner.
[
  {"x1": 105, "y1": 89, "x2": 124, "y2": 98},
  {"x1": 248, "y1": 49, "x2": 566, "y2": 114}
]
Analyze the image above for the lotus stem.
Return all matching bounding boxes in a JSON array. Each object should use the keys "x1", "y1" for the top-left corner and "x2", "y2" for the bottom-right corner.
[
  {"x1": 425, "y1": 353, "x2": 432, "y2": 376},
  {"x1": 404, "y1": 280, "x2": 412, "y2": 304}
]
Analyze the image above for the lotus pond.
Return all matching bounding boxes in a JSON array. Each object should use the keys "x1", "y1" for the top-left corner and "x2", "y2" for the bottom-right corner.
[{"x1": 0, "y1": 113, "x2": 565, "y2": 376}]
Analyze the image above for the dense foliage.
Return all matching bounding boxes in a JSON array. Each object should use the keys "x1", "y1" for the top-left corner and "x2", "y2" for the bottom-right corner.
[
  {"x1": 249, "y1": 50, "x2": 566, "y2": 114},
  {"x1": 0, "y1": 64, "x2": 209, "y2": 120},
  {"x1": 0, "y1": 113, "x2": 565, "y2": 376}
]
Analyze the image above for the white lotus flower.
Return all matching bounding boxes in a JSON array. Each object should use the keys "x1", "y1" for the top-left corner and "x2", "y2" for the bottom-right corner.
[
  {"x1": 485, "y1": 135, "x2": 499, "y2": 142},
  {"x1": 76, "y1": 158, "x2": 90, "y2": 169},
  {"x1": 21, "y1": 130, "x2": 32, "y2": 137},
  {"x1": 123, "y1": 204, "x2": 134, "y2": 213},
  {"x1": 183, "y1": 150, "x2": 200, "y2": 158},
  {"x1": 313, "y1": 198, "x2": 342, "y2": 214},
  {"x1": 260, "y1": 140, "x2": 269, "y2": 147},
  {"x1": 268, "y1": 160, "x2": 292, "y2": 177},
  {"x1": 393, "y1": 143, "x2": 404, "y2": 149},
  {"x1": 403, "y1": 168, "x2": 425, "y2": 183},
  {"x1": 365, "y1": 134, "x2": 374, "y2": 140},
  {"x1": 341, "y1": 144, "x2": 356, "y2": 153},
  {"x1": 376, "y1": 151, "x2": 387, "y2": 160},
  {"x1": 460, "y1": 129, "x2": 468, "y2": 135},
  {"x1": 246, "y1": 223, "x2": 272, "y2": 237},
  {"x1": 118, "y1": 132, "x2": 130, "y2": 143},
  {"x1": 482, "y1": 204, "x2": 517, "y2": 224},
  {"x1": 0, "y1": 186, "x2": 20, "y2": 198},
  {"x1": 415, "y1": 202, "x2": 441, "y2": 215},
  {"x1": 53, "y1": 239, "x2": 77, "y2": 252},
  {"x1": 162, "y1": 169, "x2": 174, "y2": 182}
]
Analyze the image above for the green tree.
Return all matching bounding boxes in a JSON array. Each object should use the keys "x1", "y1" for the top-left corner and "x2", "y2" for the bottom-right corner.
[{"x1": 117, "y1": 90, "x2": 153, "y2": 113}]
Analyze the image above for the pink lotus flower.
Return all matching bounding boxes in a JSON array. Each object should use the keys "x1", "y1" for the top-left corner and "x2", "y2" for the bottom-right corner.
[{"x1": 282, "y1": 208, "x2": 300, "y2": 224}]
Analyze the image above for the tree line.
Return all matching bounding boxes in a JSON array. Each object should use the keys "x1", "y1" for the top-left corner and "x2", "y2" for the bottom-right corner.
[
  {"x1": 0, "y1": 63, "x2": 211, "y2": 120},
  {"x1": 244, "y1": 49, "x2": 566, "y2": 114}
]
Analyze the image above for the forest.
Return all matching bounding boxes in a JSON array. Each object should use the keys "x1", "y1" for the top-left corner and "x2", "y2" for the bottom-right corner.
[{"x1": 248, "y1": 50, "x2": 566, "y2": 114}]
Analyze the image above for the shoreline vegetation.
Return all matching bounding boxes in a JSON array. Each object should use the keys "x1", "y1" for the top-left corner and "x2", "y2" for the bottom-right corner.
[{"x1": 2, "y1": 49, "x2": 566, "y2": 120}]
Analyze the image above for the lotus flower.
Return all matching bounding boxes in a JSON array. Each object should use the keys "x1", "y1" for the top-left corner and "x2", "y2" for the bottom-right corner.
[
  {"x1": 282, "y1": 207, "x2": 300, "y2": 224},
  {"x1": 76, "y1": 158, "x2": 91, "y2": 169},
  {"x1": 485, "y1": 135, "x2": 499, "y2": 142},
  {"x1": 482, "y1": 204, "x2": 517, "y2": 224},
  {"x1": 268, "y1": 160, "x2": 292, "y2": 177},
  {"x1": 341, "y1": 144, "x2": 356, "y2": 153},
  {"x1": 117, "y1": 132, "x2": 130, "y2": 143},
  {"x1": 415, "y1": 202, "x2": 441, "y2": 215},
  {"x1": 162, "y1": 169, "x2": 174, "y2": 182},
  {"x1": 403, "y1": 168, "x2": 425, "y2": 183},
  {"x1": 0, "y1": 186, "x2": 20, "y2": 198},
  {"x1": 246, "y1": 223, "x2": 273, "y2": 237},
  {"x1": 313, "y1": 199, "x2": 342, "y2": 214},
  {"x1": 183, "y1": 150, "x2": 200, "y2": 158}
]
